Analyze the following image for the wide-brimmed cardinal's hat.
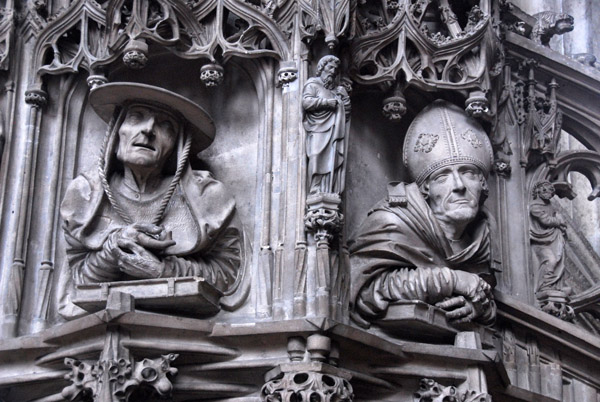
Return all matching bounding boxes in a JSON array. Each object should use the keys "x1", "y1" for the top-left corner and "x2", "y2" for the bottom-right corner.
[{"x1": 89, "y1": 82, "x2": 215, "y2": 154}]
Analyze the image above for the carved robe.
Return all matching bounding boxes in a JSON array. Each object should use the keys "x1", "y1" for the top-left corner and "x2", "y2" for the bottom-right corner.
[
  {"x1": 350, "y1": 182, "x2": 499, "y2": 326},
  {"x1": 302, "y1": 77, "x2": 350, "y2": 194},
  {"x1": 530, "y1": 200, "x2": 566, "y2": 293},
  {"x1": 59, "y1": 165, "x2": 241, "y2": 304}
]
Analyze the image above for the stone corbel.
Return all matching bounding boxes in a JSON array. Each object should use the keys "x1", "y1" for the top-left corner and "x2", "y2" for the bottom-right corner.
[
  {"x1": 305, "y1": 193, "x2": 344, "y2": 244},
  {"x1": 62, "y1": 354, "x2": 178, "y2": 402},
  {"x1": 61, "y1": 293, "x2": 179, "y2": 401},
  {"x1": 261, "y1": 335, "x2": 354, "y2": 402},
  {"x1": 277, "y1": 61, "x2": 298, "y2": 88},
  {"x1": 414, "y1": 379, "x2": 491, "y2": 402}
]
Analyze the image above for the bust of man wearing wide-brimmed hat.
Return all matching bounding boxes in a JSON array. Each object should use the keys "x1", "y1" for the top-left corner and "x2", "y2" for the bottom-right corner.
[
  {"x1": 350, "y1": 100, "x2": 500, "y2": 328},
  {"x1": 59, "y1": 83, "x2": 241, "y2": 315}
]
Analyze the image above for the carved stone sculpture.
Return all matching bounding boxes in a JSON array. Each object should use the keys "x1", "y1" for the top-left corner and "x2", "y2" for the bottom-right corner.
[
  {"x1": 62, "y1": 354, "x2": 178, "y2": 401},
  {"x1": 530, "y1": 181, "x2": 574, "y2": 320},
  {"x1": 58, "y1": 83, "x2": 241, "y2": 317},
  {"x1": 350, "y1": 100, "x2": 499, "y2": 327},
  {"x1": 414, "y1": 378, "x2": 491, "y2": 402},
  {"x1": 261, "y1": 335, "x2": 354, "y2": 402},
  {"x1": 530, "y1": 11, "x2": 574, "y2": 48},
  {"x1": 302, "y1": 55, "x2": 351, "y2": 196}
]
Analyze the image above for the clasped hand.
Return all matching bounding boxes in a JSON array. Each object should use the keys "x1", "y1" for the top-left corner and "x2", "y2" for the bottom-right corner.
[
  {"x1": 435, "y1": 275, "x2": 492, "y2": 323},
  {"x1": 107, "y1": 223, "x2": 175, "y2": 279}
]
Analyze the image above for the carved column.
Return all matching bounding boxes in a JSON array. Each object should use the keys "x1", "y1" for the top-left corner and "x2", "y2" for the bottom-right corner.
[{"x1": 0, "y1": 83, "x2": 47, "y2": 338}]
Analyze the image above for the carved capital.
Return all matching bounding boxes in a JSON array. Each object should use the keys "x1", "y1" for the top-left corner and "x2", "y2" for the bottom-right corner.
[
  {"x1": 537, "y1": 290, "x2": 575, "y2": 322},
  {"x1": 25, "y1": 88, "x2": 48, "y2": 109},
  {"x1": 494, "y1": 159, "x2": 512, "y2": 177},
  {"x1": 277, "y1": 62, "x2": 298, "y2": 87},
  {"x1": 305, "y1": 193, "x2": 343, "y2": 243},
  {"x1": 200, "y1": 63, "x2": 225, "y2": 87}
]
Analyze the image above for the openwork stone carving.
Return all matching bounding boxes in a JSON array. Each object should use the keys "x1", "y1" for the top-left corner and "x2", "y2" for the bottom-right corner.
[
  {"x1": 62, "y1": 354, "x2": 178, "y2": 401},
  {"x1": 0, "y1": 7, "x2": 14, "y2": 71},
  {"x1": 414, "y1": 379, "x2": 460, "y2": 402},
  {"x1": 414, "y1": 379, "x2": 491, "y2": 402},
  {"x1": 261, "y1": 335, "x2": 354, "y2": 402},
  {"x1": 299, "y1": 0, "x2": 352, "y2": 49},
  {"x1": 530, "y1": 11, "x2": 574, "y2": 48},
  {"x1": 351, "y1": 100, "x2": 498, "y2": 328},
  {"x1": 352, "y1": 0, "x2": 500, "y2": 100},
  {"x1": 521, "y1": 64, "x2": 562, "y2": 168},
  {"x1": 31, "y1": 0, "x2": 293, "y2": 88},
  {"x1": 200, "y1": 63, "x2": 225, "y2": 87},
  {"x1": 262, "y1": 371, "x2": 353, "y2": 402},
  {"x1": 122, "y1": 40, "x2": 149, "y2": 70}
]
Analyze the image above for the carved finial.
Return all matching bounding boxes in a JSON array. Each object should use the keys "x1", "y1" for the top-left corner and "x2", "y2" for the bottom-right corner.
[
  {"x1": 122, "y1": 39, "x2": 149, "y2": 69},
  {"x1": 200, "y1": 63, "x2": 225, "y2": 87},
  {"x1": 465, "y1": 90, "x2": 491, "y2": 120},
  {"x1": 382, "y1": 85, "x2": 407, "y2": 122}
]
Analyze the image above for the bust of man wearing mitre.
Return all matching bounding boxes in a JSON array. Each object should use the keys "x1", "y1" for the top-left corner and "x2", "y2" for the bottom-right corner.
[
  {"x1": 350, "y1": 99, "x2": 500, "y2": 327},
  {"x1": 59, "y1": 83, "x2": 241, "y2": 310}
]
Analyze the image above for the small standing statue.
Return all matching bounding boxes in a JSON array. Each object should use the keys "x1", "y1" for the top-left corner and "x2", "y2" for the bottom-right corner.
[
  {"x1": 530, "y1": 181, "x2": 573, "y2": 320},
  {"x1": 302, "y1": 55, "x2": 351, "y2": 196}
]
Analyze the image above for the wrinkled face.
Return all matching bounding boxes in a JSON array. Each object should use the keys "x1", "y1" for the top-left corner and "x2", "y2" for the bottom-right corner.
[
  {"x1": 425, "y1": 164, "x2": 484, "y2": 226},
  {"x1": 538, "y1": 183, "x2": 555, "y2": 201},
  {"x1": 116, "y1": 105, "x2": 179, "y2": 169}
]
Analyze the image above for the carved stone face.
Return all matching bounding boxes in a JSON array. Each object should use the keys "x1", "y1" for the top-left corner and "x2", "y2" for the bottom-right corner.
[
  {"x1": 116, "y1": 105, "x2": 179, "y2": 170},
  {"x1": 425, "y1": 163, "x2": 484, "y2": 226},
  {"x1": 320, "y1": 61, "x2": 339, "y2": 88},
  {"x1": 537, "y1": 183, "x2": 555, "y2": 201}
]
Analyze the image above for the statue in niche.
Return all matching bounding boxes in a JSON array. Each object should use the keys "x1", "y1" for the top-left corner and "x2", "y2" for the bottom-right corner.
[
  {"x1": 302, "y1": 55, "x2": 351, "y2": 196},
  {"x1": 530, "y1": 181, "x2": 569, "y2": 296},
  {"x1": 350, "y1": 100, "x2": 499, "y2": 327},
  {"x1": 59, "y1": 83, "x2": 241, "y2": 315}
]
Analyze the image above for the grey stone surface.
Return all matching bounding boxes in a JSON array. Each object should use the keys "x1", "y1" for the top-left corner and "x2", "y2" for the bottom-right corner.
[{"x1": 0, "y1": 1, "x2": 599, "y2": 401}]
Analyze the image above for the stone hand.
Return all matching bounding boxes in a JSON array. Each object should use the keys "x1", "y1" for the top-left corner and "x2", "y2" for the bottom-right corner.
[
  {"x1": 453, "y1": 270, "x2": 492, "y2": 303},
  {"x1": 436, "y1": 294, "x2": 491, "y2": 323},
  {"x1": 106, "y1": 223, "x2": 176, "y2": 278},
  {"x1": 120, "y1": 223, "x2": 175, "y2": 251},
  {"x1": 327, "y1": 98, "x2": 338, "y2": 109},
  {"x1": 115, "y1": 238, "x2": 165, "y2": 278}
]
